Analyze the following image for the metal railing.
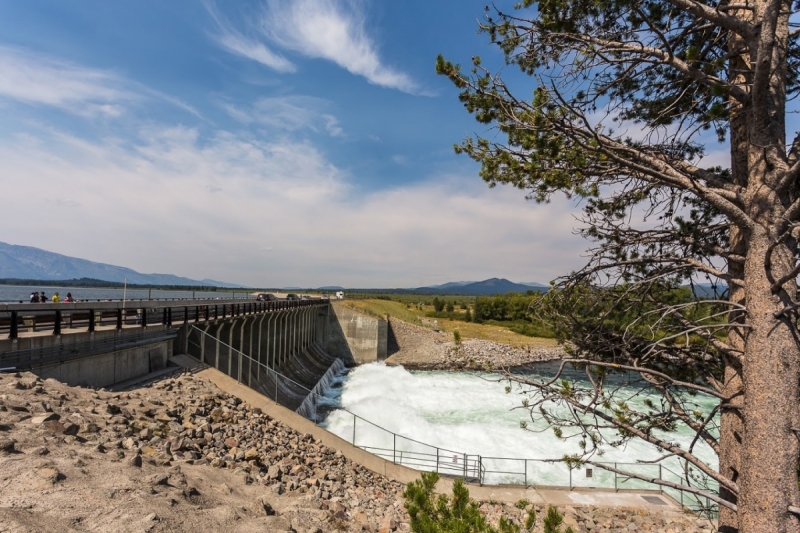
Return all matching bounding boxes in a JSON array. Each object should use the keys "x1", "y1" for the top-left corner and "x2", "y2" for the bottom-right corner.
[{"x1": 1, "y1": 298, "x2": 327, "y2": 339}]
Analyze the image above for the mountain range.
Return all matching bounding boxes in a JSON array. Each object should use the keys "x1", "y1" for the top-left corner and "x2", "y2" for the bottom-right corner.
[
  {"x1": 0, "y1": 241, "x2": 242, "y2": 288},
  {"x1": 416, "y1": 278, "x2": 548, "y2": 295}
]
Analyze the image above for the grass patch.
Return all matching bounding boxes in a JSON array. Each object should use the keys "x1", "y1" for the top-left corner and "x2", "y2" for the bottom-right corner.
[
  {"x1": 340, "y1": 298, "x2": 559, "y2": 349},
  {"x1": 338, "y1": 299, "x2": 422, "y2": 325}
]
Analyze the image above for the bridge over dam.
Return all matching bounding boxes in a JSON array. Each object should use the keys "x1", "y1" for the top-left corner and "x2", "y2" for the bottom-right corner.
[{"x1": 0, "y1": 299, "x2": 388, "y2": 405}]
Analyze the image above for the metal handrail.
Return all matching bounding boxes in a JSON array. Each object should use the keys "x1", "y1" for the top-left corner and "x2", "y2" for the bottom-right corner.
[{"x1": 1, "y1": 299, "x2": 328, "y2": 339}]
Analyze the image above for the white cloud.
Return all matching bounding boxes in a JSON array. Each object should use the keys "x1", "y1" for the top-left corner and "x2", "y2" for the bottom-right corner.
[
  {"x1": 217, "y1": 31, "x2": 296, "y2": 73},
  {"x1": 0, "y1": 46, "x2": 136, "y2": 117},
  {"x1": 0, "y1": 125, "x2": 586, "y2": 287},
  {"x1": 261, "y1": 0, "x2": 420, "y2": 94},
  {"x1": 205, "y1": 1, "x2": 295, "y2": 73},
  {"x1": 0, "y1": 45, "x2": 201, "y2": 119},
  {"x1": 222, "y1": 96, "x2": 345, "y2": 137}
]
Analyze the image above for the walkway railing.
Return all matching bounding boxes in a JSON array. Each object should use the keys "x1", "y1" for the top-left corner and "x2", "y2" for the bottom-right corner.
[
  {"x1": 1, "y1": 299, "x2": 327, "y2": 340},
  {"x1": 188, "y1": 325, "x2": 323, "y2": 411},
  {"x1": 182, "y1": 328, "x2": 717, "y2": 515}
]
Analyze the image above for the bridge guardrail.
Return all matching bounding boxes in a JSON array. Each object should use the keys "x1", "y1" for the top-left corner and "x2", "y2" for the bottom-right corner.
[{"x1": 0, "y1": 299, "x2": 327, "y2": 340}]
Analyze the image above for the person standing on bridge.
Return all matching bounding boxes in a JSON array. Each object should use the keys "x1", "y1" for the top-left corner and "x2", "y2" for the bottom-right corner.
[
  {"x1": 51, "y1": 292, "x2": 60, "y2": 303},
  {"x1": 63, "y1": 292, "x2": 73, "y2": 303},
  {"x1": 40, "y1": 291, "x2": 47, "y2": 302},
  {"x1": 29, "y1": 291, "x2": 38, "y2": 303}
]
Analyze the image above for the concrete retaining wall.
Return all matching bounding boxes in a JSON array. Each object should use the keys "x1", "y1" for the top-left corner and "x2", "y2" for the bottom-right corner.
[
  {"x1": 34, "y1": 340, "x2": 171, "y2": 388},
  {"x1": 326, "y1": 303, "x2": 387, "y2": 365},
  {"x1": 0, "y1": 326, "x2": 174, "y2": 389}
]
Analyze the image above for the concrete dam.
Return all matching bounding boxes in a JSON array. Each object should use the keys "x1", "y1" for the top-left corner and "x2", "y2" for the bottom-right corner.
[{"x1": 0, "y1": 299, "x2": 389, "y2": 423}]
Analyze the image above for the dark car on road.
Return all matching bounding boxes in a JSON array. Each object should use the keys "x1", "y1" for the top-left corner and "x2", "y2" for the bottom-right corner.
[
  {"x1": 286, "y1": 293, "x2": 299, "y2": 301},
  {"x1": 256, "y1": 293, "x2": 278, "y2": 301}
]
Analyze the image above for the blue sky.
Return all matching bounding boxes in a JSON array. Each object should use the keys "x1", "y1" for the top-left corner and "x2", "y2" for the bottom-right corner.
[{"x1": 0, "y1": 0, "x2": 705, "y2": 287}]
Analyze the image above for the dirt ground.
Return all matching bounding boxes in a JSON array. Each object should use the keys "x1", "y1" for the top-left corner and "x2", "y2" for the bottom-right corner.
[{"x1": 384, "y1": 318, "x2": 564, "y2": 370}]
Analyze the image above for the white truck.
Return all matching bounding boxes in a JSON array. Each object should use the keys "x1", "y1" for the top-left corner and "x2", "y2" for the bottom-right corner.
[{"x1": 335, "y1": 291, "x2": 345, "y2": 300}]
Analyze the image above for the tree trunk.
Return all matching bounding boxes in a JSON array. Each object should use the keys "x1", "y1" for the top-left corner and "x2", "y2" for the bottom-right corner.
[
  {"x1": 720, "y1": 28, "x2": 750, "y2": 525},
  {"x1": 739, "y1": 223, "x2": 800, "y2": 532}
]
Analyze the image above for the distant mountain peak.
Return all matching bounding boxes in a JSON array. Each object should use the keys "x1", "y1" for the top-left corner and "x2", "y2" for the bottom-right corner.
[
  {"x1": 415, "y1": 277, "x2": 548, "y2": 295},
  {"x1": 0, "y1": 241, "x2": 243, "y2": 288}
]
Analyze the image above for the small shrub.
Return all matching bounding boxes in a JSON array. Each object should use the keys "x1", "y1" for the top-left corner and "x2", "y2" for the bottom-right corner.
[
  {"x1": 403, "y1": 472, "x2": 532, "y2": 532},
  {"x1": 453, "y1": 330, "x2": 462, "y2": 345}
]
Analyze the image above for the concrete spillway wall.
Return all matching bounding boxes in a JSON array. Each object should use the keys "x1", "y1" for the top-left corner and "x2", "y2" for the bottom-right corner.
[
  {"x1": 185, "y1": 304, "x2": 338, "y2": 412},
  {"x1": 0, "y1": 326, "x2": 174, "y2": 388},
  {"x1": 325, "y1": 302, "x2": 387, "y2": 365}
]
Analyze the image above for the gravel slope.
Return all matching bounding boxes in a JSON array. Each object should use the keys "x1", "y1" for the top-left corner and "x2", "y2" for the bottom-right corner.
[{"x1": 385, "y1": 319, "x2": 565, "y2": 370}]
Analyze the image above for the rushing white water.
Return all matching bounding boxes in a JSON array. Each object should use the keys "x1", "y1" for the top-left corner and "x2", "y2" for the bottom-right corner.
[{"x1": 320, "y1": 362, "x2": 718, "y2": 494}]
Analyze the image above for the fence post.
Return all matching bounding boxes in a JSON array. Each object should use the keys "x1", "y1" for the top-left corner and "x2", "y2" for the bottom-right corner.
[
  {"x1": 89, "y1": 309, "x2": 96, "y2": 332},
  {"x1": 463, "y1": 453, "x2": 467, "y2": 479},
  {"x1": 436, "y1": 448, "x2": 439, "y2": 473},
  {"x1": 53, "y1": 310, "x2": 61, "y2": 336},
  {"x1": 525, "y1": 460, "x2": 528, "y2": 488},
  {"x1": 352, "y1": 414, "x2": 356, "y2": 445},
  {"x1": 116, "y1": 309, "x2": 123, "y2": 330},
  {"x1": 569, "y1": 467, "x2": 573, "y2": 490},
  {"x1": 614, "y1": 462, "x2": 617, "y2": 491},
  {"x1": 393, "y1": 434, "x2": 396, "y2": 464},
  {"x1": 274, "y1": 373, "x2": 278, "y2": 402}
]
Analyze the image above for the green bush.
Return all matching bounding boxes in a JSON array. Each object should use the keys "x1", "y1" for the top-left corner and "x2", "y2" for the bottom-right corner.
[
  {"x1": 402, "y1": 472, "x2": 573, "y2": 533},
  {"x1": 453, "y1": 330, "x2": 462, "y2": 345},
  {"x1": 403, "y1": 472, "x2": 520, "y2": 532}
]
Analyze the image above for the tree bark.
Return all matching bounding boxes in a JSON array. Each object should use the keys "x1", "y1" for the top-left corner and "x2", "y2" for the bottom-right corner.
[
  {"x1": 739, "y1": 225, "x2": 800, "y2": 531},
  {"x1": 719, "y1": 14, "x2": 750, "y2": 527}
]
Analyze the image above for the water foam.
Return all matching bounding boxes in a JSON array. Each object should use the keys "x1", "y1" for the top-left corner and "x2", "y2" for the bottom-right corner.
[{"x1": 320, "y1": 362, "x2": 718, "y2": 489}]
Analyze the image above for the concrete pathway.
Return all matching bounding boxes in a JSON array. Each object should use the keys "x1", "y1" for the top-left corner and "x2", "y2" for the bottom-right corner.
[{"x1": 170, "y1": 354, "x2": 685, "y2": 514}]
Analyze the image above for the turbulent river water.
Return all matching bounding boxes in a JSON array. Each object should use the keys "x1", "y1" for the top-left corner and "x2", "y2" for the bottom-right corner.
[{"x1": 320, "y1": 362, "x2": 718, "y2": 495}]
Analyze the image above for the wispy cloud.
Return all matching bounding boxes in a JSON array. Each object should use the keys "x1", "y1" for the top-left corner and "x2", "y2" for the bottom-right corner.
[
  {"x1": 222, "y1": 95, "x2": 345, "y2": 137},
  {"x1": 0, "y1": 46, "x2": 134, "y2": 117},
  {"x1": 217, "y1": 29, "x2": 296, "y2": 73},
  {"x1": 205, "y1": 1, "x2": 295, "y2": 73},
  {"x1": 0, "y1": 45, "x2": 201, "y2": 118},
  {"x1": 261, "y1": 0, "x2": 419, "y2": 94}
]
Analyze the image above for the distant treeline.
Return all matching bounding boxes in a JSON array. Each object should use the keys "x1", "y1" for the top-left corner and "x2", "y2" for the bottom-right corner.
[
  {"x1": 0, "y1": 278, "x2": 256, "y2": 292},
  {"x1": 420, "y1": 292, "x2": 556, "y2": 338}
]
